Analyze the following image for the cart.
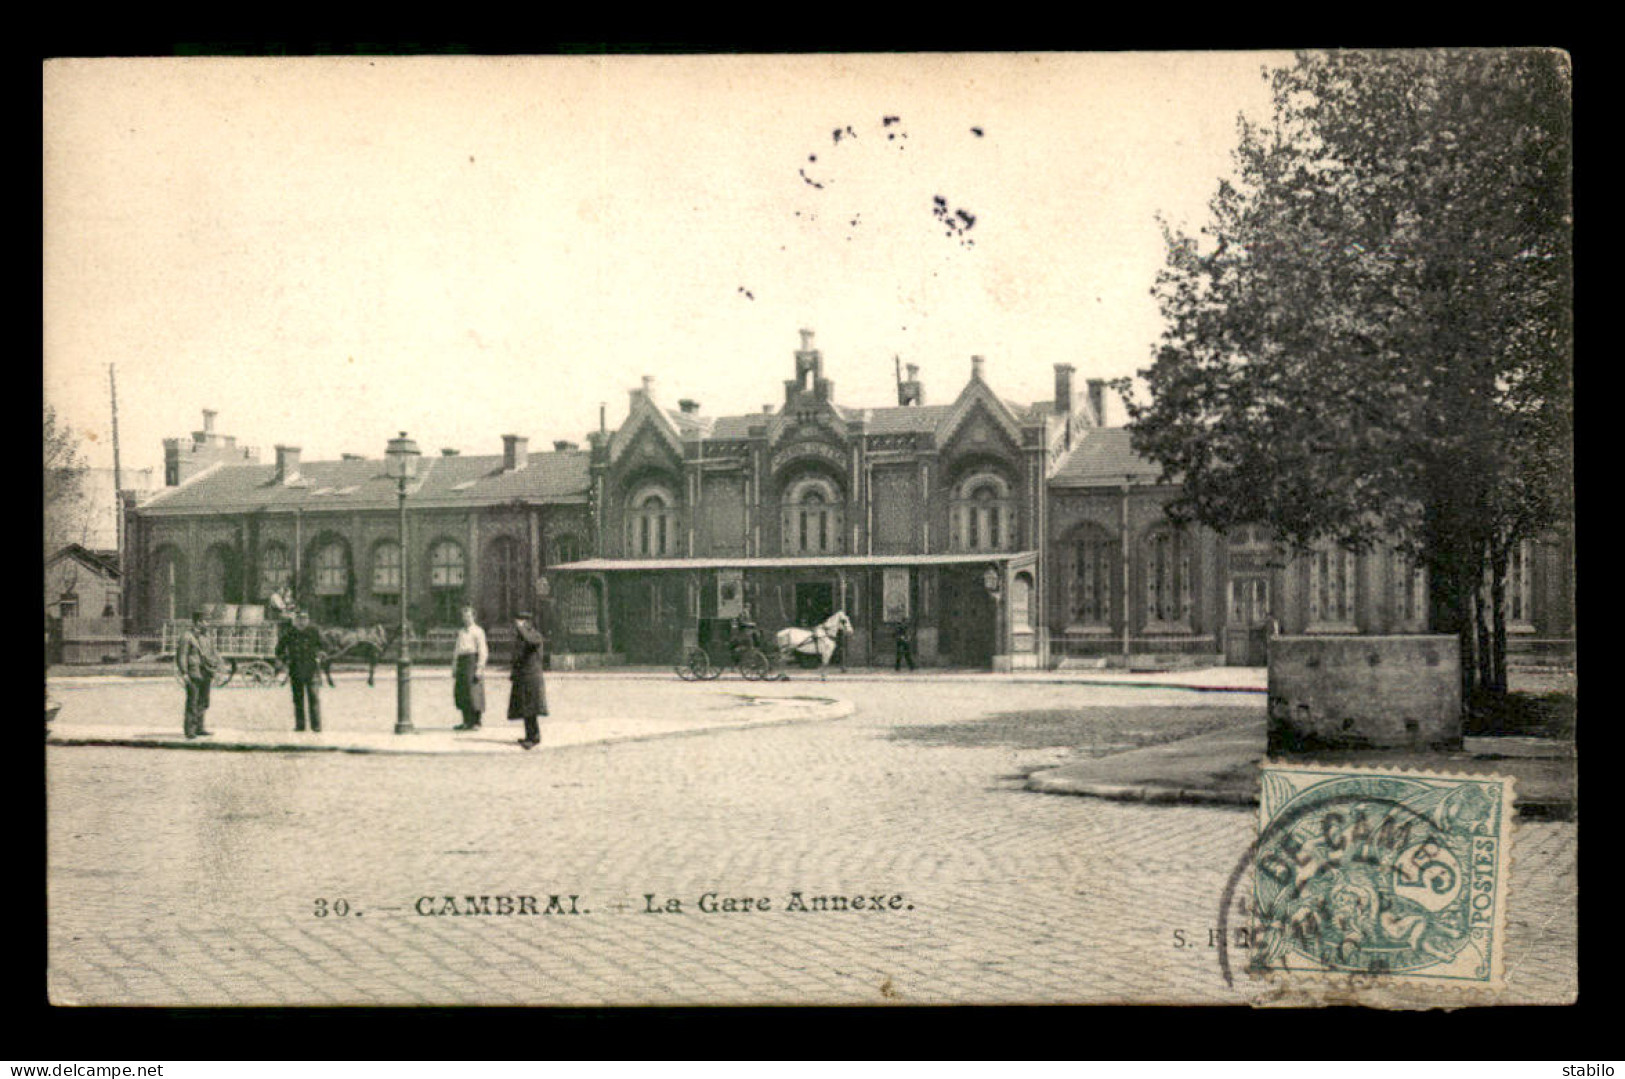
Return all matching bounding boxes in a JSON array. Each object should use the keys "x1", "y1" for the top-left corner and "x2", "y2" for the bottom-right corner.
[
  {"x1": 161, "y1": 619, "x2": 283, "y2": 687},
  {"x1": 675, "y1": 621, "x2": 777, "y2": 681}
]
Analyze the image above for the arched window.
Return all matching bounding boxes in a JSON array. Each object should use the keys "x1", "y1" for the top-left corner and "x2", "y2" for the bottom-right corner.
[
  {"x1": 486, "y1": 535, "x2": 523, "y2": 623},
  {"x1": 1391, "y1": 549, "x2": 1428, "y2": 631},
  {"x1": 1011, "y1": 571, "x2": 1034, "y2": 631},
  {"x1": 1068, "y1": 524, "x2": 1115, "y2": 630},
  {"x1": 951, "y1": 471, "x2": 1015, "y2": 553},
  {"x1": 1507, "y1": 540, "x2": 1533, "y2": 628},
  {"x1": 1227, "y1": 526, "x2": 1274, "y2": 628},
  {"x1": 311, "y1": 540, "x2": 351, "y2": 624},
  {"x1": 1143, "y1": 527, "x2": 1193, "y2": 628},
  {"x1": 1483, "y1": 539, "x2": 1534, "y2": 631},
  {"x1": 1308, "y1": 543, "x2": 1358, "y2": 630},
  {"x1": 259, "y1": 543, "x2": 292, "y2": 601},
  {"x1": 151, "y1": 546, "x2": 185, "y2": 622},
  {"x1": 566, "y1": 579, "x2": 601, "y2": 635},
  {"x1": 371, "y1": 540, "x2": 402, "y2": 610},
  {"x1": 627, "y1": 485, "x2": 676, "y2": 557},
  {"x1": 429, "y1": 540, "x2": 466, "y2": 625},
  {"x1": 780, "y1": 475, "x2": 844, "y2": 555},
  {"x1": 201, "y1": 543, "x2": 241, "y2": 605}
]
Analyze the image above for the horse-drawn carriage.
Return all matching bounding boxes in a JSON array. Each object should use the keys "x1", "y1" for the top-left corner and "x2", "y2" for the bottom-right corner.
[{"x1": 674, "y1": 610, "x2": 852, "y2": 682}]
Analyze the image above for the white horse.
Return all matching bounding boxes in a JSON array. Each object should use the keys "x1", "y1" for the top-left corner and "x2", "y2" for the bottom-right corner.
[{"x1": 773, "y1": 610, "x2": 854, "y2": 681}]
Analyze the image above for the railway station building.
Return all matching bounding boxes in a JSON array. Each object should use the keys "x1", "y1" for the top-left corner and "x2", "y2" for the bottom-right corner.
[{"x1": 120, "y1": 332, "x2": 1574, "y2": 669}]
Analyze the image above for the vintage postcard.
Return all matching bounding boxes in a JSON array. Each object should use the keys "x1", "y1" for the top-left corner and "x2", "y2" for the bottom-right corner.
[{"x1": 42, "y1": 51, "x2": 1575, "y2": 1008}]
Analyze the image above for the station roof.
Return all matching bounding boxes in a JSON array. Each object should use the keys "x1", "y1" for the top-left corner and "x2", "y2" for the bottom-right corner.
[
  {"x1": 1049, "y1": 428, "x2": 1168, "y2": 488},
  {"x1": 551, "y1": 551, "x2": 1038, "y2": 572},
  {"x1": 138, "y1": 450, "x2": 591, "y2": 515}
]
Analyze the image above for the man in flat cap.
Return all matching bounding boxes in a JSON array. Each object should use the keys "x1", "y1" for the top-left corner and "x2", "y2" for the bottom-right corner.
[{"x1": 175, "y1": 610, "x2": 222, "y2": 739}]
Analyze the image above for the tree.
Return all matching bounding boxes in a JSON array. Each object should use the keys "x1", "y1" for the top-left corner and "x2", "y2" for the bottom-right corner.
[
  {"x1": 44, "y1": 401, "x2": 92, "y2": 562},
  {"x1": 1124, "y1": 49, "x2": 1572, "y2": 704}
]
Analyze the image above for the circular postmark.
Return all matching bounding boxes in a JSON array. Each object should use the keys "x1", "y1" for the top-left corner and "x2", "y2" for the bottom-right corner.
[{"x1": 1217, "y1": 771, "x2": 1504, "y2": 989}]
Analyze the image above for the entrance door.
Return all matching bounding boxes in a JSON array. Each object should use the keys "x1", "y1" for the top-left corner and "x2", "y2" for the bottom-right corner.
[
  {"x1": 1224, "y1": 576, "x2": 1271, "y2": 666},
  {"x1": 794, "y1": 581, "x2": 834, "y2": 627},
  {"x1": 938, "y1": 568, "x2": 995, "y2": 667}
]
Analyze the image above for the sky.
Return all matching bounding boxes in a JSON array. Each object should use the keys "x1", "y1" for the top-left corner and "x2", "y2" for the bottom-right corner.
[{"x1": 44, "y1": 52, "x2": 1288, "y2": 477}]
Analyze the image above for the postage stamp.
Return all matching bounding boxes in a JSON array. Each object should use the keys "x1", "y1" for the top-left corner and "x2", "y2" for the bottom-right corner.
[{"x1": 1246, "y1": 763, "x2": 1514, "y2": 991}]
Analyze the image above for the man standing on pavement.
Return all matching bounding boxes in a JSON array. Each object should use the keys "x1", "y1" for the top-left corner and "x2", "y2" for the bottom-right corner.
[
  {"x1": 507, "y1": 611, "x2": 547, "y2": 749},
  {"x1": 452, "y1": 605, "x2": 488, "y2": 730},
  {"x1": 276, "y1": 609, "x2": 326, "y2": 733},
  {"x1": 892, "y1": 620, "x2": 916, "y2": 672},
  {"x1": 175, "y1": 610, "x2": 222, "y2": 739}
]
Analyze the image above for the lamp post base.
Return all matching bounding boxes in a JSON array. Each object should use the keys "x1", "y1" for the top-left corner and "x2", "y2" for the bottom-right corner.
[{"x1": 394, "y1": 658, "x2": 414, "y2": 734}]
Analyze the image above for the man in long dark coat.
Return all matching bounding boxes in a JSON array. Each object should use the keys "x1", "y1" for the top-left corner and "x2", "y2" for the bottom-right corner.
[
  {"x1": 276, "y1": 609, "x2": 326, "y2": 732},
  {"x1": 508, "y1": 611, "x2": 548, "y2": 749}
]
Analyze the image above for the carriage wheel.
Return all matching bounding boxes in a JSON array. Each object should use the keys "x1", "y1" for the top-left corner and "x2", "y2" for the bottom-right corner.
[
  {"x1": 241, "y1": 660, "x2": 278, "y2": 686},
  {"x1": 738, "y1": 648, "x2": 770, "y2": 681},
  {"x1": 678, "y1": 647, "x2": 713, "y2": 681},
  {"x1": 694, "y1": 649, "x2": 723, "y2": 680},
  {"x1": 675, "y1": 658, "x2": 698, "y2": 681}
]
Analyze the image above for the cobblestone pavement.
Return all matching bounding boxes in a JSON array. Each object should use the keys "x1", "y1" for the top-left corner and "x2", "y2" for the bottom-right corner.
[{"x1": 46, "y1": 677, "x2": 1576, "y2": 1006}]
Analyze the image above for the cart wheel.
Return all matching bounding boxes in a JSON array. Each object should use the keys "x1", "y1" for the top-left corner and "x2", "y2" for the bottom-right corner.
[
  {"x1": 679, "y1": 647, "x2": 710, "y2": 681},
  {"x1": 739, "y1": 648, "x2": 769, "y2": 681},
  {"x1": 242, "y1": 660, "x2": 277, "y2": 686},
  {"x1": 675, "y1": 660, "x2": 697, "y2": 681}
]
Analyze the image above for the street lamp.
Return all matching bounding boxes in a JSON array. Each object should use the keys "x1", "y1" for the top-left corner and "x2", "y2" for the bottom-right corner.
[{"x1": 386, "y1": 431, "x2": 421, "y2": 734}]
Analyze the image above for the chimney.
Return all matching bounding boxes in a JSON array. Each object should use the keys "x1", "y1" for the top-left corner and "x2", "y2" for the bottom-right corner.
[
  {"x1": 502, "y1": 435, "x2": 529, "y2": 471},
  {"x1": 1054, "y1": 364, "x2": 1076, "y2": 414},
  {"x1": 553, "y1": 439, "x2": 579, "y2": 452},
  {"x1": 642, "y1": 375, "x2": 656, "y2": 402},
  {"x1": 799, "y1": 328, "x2": 815, "y2": 352},
  {"x1": 202, "y1": 409, "x2": 217, "y2": 434},
  {"x1": 678, "y1": 399, "x2": 700, "y2": 414},
  {"x1": 440, "y1": 448, "x2": 460, "y2": 456},
  {"x1": 599, "y1": 403, "x2": 607, "y2": 434},
  {"x1": 1086, "y1": 379, "x2": 1108, "y2": 427},
  {"x1": 898, "y1": 363, "x2": 924, "y2": 407},
  {"x1": 971, "y1": 355, "x2": 986, "y2": 381},
  {"x1": 274, "y1": 445, "x2": 302, "y2": 485}
]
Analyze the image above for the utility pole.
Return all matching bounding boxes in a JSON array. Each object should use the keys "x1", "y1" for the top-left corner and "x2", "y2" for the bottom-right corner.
[{"x1": 109, "y1": 365, "x2": 122, "y2": 573}]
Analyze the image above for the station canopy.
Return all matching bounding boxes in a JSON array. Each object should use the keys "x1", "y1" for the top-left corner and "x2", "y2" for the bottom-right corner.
[{"x1": 550, "y1": 552, "x2": 1037, "y2": 572}]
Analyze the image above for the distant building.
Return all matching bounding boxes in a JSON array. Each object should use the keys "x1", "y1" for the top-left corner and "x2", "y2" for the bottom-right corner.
[
  {"x1": 125, "y1": 416, "x2": 591, "y2": 651},
  {"x1": 46, "y1": 544, "x2": 121, "y2": 620}
]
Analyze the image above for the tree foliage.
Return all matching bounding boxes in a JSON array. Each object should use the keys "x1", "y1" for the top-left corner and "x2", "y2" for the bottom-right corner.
[
  {"x1": 1124, "y1": 49, "x2": 1572, "y2": 696},
  {"x1": 44, "y1": 401, "x2": 90, "y2": 560}
]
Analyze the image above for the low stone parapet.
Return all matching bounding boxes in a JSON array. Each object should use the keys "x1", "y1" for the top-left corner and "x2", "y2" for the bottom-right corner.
[{"x1": 1267, "y1": 635, "x2": 1461, "y2": 753}]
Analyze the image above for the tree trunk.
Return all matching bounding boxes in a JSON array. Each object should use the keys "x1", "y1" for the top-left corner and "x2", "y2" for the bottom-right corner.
[
  {"x1": 1431, "y1": 556, "x2": 1480, "y2": 706},
  {"x1": 1489, "y1": 544, "x2": 1510, "y2": 694}
]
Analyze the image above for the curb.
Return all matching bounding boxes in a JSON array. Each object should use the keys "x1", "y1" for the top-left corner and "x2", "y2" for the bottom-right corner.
[
  {"x1": 1025, "y1": 765, "x2": 1576, "y2": 819},
  {"x1": 44, "y1": 696, "x2": 854, "y2": 756},
  {"x1": 1024, "y1": 771, "x2": 1257, "y2": 807}
]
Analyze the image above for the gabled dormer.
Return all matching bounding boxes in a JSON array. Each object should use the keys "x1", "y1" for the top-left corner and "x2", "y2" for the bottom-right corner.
[
  {"x1": 936, "y1": 356, "x2": 1025, "y2": 454},
  {"x1": 608, "y1": 375, "x2": 686, "y2": 468}
]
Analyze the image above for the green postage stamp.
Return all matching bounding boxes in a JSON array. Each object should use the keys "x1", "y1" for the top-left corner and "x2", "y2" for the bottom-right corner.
[{"x1": 1249, "y1": 763, "x2": 1514, "y2": 991}]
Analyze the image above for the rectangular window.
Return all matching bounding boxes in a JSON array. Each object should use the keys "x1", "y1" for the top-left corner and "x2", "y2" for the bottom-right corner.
[
  {"x1": 373, "y1": 546, "x2": 401, "y2": 593},
  {"x1": 1309, "y1": 547, "x2": 1357, "y2": 629}
]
